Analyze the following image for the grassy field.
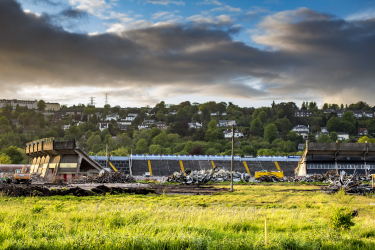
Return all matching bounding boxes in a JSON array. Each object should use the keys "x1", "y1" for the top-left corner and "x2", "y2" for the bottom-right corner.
[{"x1": 0, "y1": 184, "x2": 375, "y2": 249}]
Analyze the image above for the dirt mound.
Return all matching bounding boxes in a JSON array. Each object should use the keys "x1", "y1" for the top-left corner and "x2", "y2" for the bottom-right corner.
[{"x1": 0, "y1": 184, "x2": 155, "y2": 197}]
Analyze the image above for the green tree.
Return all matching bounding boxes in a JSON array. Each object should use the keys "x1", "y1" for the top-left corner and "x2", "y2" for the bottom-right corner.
[
  {"x1": 327, "y1": 117, "x2": 342, "y2": 132},
  {"x1": 155, "y1": 110, "x2": 166, "y2": 121},
  {"x1": 114, "y1": 134, "x2": 132, "y2": 147},
  {"x1": 0, "y1": 117, "x2": 10, "y2": 126},
  {"x1": 250, "y1": 118, "x2": 263, "y2": 137},
  {"x1": 342, "y1": 111, "x2": 355, "y2": 124},
  {"x1": 135, "y1": 139, "x2": 148, "y2": 154},
  {"x1": 152, "y1": 132, "x2": 168, "y2": 146},
  {"x1": 0, "y1": 154, "x2": 11, "y2": 164},
  {"x1": 205, "y1": 121, "x2": 223, "y2": 142},
  {"x1": 257, "y1": 111, "x2": 268, "y2": 124},
  {"x1": 2, "y1": 146, "x2": 24, "y2": 164},
  {"x1": 86, "y1": 135, "x2": 102, "y2": 151},
  {"x1": 358, "y1": 136, "x2": 375, "y2": 143},
  {"x1": 37, "y1": 100, "x2": 46, "y2": 111},
  {"x1": 330, "y1": 132, "x2": 338, "y2": 141},
  {"x1": 149, "y1": 145, "x2": 164, "y2": 154},
  {"x1": 110, "y1": 147, "x2": 129, "y2": 156},
  {"x1": 275, "y1": 118, "x2": 292, "y2": 140},
  {"x1": 264, "y1": 123, "x2": 278, "y2": 143},
  {"x1": 317, "y1": 134, "x2": 331, "y2": 143}
]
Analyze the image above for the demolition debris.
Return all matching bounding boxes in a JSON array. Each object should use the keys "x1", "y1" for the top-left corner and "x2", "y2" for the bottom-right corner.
[
  {"x1": 322, "y1": 170, "x2": 374, "y2": 194},
  {"x1": 167, "y1": 168, "x2": 251, "y2": 184},
  {"x1": 71, "y1": 172, "x2": 136, "y2": 184}
]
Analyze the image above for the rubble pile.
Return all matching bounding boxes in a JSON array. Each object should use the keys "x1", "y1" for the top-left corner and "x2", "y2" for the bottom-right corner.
[
  {"x1": 74, "y1": 172, "x2": 136, "y2": 184},
  {"x1": 255, "y1": 175, "x2": 283, "y2": 182},
  {"x1": 167, "y1": 168, "x2": 250, "y2": 184},
  {"x1": 0, "y1": 184, "x2": 154, "y2": 197},
  {"x1": 322, "y1": 170, "x2": 374, "y2": 194}
]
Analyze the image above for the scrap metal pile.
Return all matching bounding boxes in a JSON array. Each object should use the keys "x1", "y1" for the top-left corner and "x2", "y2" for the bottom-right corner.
[
  {"x1": 71, "y1": 171, "x2": 135, "y2": 184},
  {"x1": 167, "y1": 168, "x2": 250, "y2": 184},
  {"x1": 322, "y1": 170, "x2": 374, "y2": 194}
]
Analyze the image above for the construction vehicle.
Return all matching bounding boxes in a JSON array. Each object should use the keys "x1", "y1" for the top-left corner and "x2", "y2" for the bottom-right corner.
[
  {"x1": 106, "y1": 144, "x2": 118, "y2": 172},
  {"x1": 14, "y1": 165, "x2": 31, "y2": 184}
]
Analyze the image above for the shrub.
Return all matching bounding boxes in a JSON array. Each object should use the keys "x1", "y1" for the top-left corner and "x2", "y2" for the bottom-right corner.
[
  {"x1": 31, "y1": 204, "x2": 45, "y2": 214},
  {"x1": 329, "y1": 206, "x2": 355, "y2": 230}
]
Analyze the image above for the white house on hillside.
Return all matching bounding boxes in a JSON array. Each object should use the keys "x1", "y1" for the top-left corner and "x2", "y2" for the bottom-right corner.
[
  {"x1": 292, "y1": 125, "x2": 309, "y2": 139},
  {"x1": 223, "y1": 129, "x2": 243, "y2": 138},
  {"x1": 218, "y1": 120, "x2": 236, "y2": 127}
]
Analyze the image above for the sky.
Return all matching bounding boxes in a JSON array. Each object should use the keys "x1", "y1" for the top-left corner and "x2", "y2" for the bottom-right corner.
[{"x1": 1, "y1": 0, "x2": 375, "y2": 108}]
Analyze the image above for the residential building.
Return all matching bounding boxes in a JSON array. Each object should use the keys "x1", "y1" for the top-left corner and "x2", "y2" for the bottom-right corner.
[
  {"x1": 155, "y1": 122, "x2": 167, "y2": 130},
  {"x1": 324, "y1": 109, "x2": 335, "y2": 114},
  {"x1": 118, "y1": 121, "x2": 132, "y2": 126},
  {"x1": 218, "y1": 120, "x2": 237, "y2": 127},
  {"x1": 337, "y1": 132, "x2": 349, "y2": 141},
  {"x1": 188, "y1": 122, "x2": 202, "y2": 129},
  {"x1": 315, "y1": 127, "x2": 329, "y2": 140},
  {"x1": 98, "y1": 122, "x2": 109, "y2": 131},
  {"x1": 169, "y1": 111, "x2": 177, "y2": 115},
  {"x1": 363, "y1": 111, "x2": 374, "y2": 118},
  {"x1": 336, "y1": 110, "x2": 345, "y2": 118},
  {"x1": 0, "y1": 99, "x2": 38, "y2": 109},
  {"x1": 358, "y1": 128, "x2": 368, "y2": 136},
  {"x1": 45, "y1": 102, "x2": 60, "y2": 111},
  {"x1": 295, "y1": 110, "x2": 312, "y2": 117},
  {"x1": 51, "y1": 114, "x2": 62, "y2": 123},
  {"x1": 62, "y1": 125, "x2": 70, "y2": 131},
  {"x1": 292, "y1": 125, "x2": 309, "y2": 139},
  {"x1": 298, "y1": 143, "x2": 305, "y2": 151},
  {"x1": 124, "y1": 116, "x2": 136, "y2": 121},
  {"x1": 128, "y1": 113, "x2": 138, "y2": 117},
  {"x1": 144, "y1": 119, "x2": 155, "y2": 125},
  {"x1": 353, "y1": 110, "x2": 363, "y2": 118},
  {"x1": 138, "y1": 124, "x2": 150, "y2": 130},
  {"x1": 223, "y1": 129, "x2": 243, "y2": 138},
  {"x1": 105, "y1": 113, "x2": 119, "y2": 121},
  {"x1": 117, "y1": 124, "x2": 129, "y2": 131}
]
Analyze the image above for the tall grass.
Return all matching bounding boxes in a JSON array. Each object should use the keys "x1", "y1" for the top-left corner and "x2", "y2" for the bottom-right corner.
[{"x1": 0, "y1": 184, "x2": 374, "y2": 249}]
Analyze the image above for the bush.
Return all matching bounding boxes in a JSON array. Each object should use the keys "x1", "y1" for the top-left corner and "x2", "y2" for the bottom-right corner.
[
  {"x1": 329, "y1": 206, "x2": 355, "y2": 230},
  {"x1": 31, "y1": 205, "x2": 45, "y2": 214}
]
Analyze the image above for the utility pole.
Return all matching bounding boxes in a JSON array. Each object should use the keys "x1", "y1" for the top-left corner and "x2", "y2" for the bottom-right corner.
[
  {"x1": 231, "y1": 125, "x2": 234, "y2": 192},
  {"x1": 106, "y1": 144, "x2": 108, "y2": 169},
  {"x1": 130, "y1": 149, "x2": 133, "y2": 176}
]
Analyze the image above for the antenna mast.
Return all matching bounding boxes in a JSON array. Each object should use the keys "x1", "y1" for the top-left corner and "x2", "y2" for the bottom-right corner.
[
  {"x1": 105, "y1": 93, "x2": 109, "y2": 106},
  {"x1": 89, "y1": 97, "x2": 95, "y2": 106}
]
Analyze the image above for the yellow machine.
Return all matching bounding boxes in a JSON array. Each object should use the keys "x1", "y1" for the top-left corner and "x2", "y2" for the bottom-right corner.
[
  {"x1": 254, "y1": 171, "x2": 284, "y2": 179},
  {"x1": 14, "y1": 165, "x2": 31, "y2": 184},
  {"x1": 108, "y1": 160, "x2": 118, "y2": 172}
]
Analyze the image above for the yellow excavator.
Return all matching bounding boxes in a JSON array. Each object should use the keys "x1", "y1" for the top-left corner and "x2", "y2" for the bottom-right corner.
[
  {"x1": 105, "y1": 144, "x2": 118, "y2": 172},
  {"x1": 14, "y1": 165, "x2": 31, "y2": 184}
]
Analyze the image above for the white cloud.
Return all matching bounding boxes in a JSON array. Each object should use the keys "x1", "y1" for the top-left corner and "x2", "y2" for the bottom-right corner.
[
  {"x1": 23, "y1": 9, "x2": 41, "y2": 18},
  {"x1": 187, "y1": 14, "x2": 233, "y2": 25},
  {"x1": 346, "y1": 8, "x2": 375, "y2": 20},
  {"x1": 210, "y1": 5, "x2": 241, "y2": 12},
  {"x1": 198, "y1": 0, "x2": 222, "y2": 6},
  {"x1": 152, "y1": 11, "x2": 181, "y2": 21},
  {"x1": 69, "y1": 0, "x2": 109, "y2": 15},
  {"x1": 146, "y1": 0, "x2": 185, "y2": 6}
]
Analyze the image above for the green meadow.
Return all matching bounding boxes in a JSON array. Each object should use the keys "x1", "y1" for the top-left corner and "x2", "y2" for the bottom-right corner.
[{"x1": 0, "y1": 184, "x2": 375, "y2": 249}]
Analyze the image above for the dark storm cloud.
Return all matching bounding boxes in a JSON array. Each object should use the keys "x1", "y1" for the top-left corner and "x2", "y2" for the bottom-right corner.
[
  {"x1": 1, "y1": 1, "x2": 375, "y2": 104},
  {"x1": 59, "y1": 8, "x2": 88, "y2": 19}
]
